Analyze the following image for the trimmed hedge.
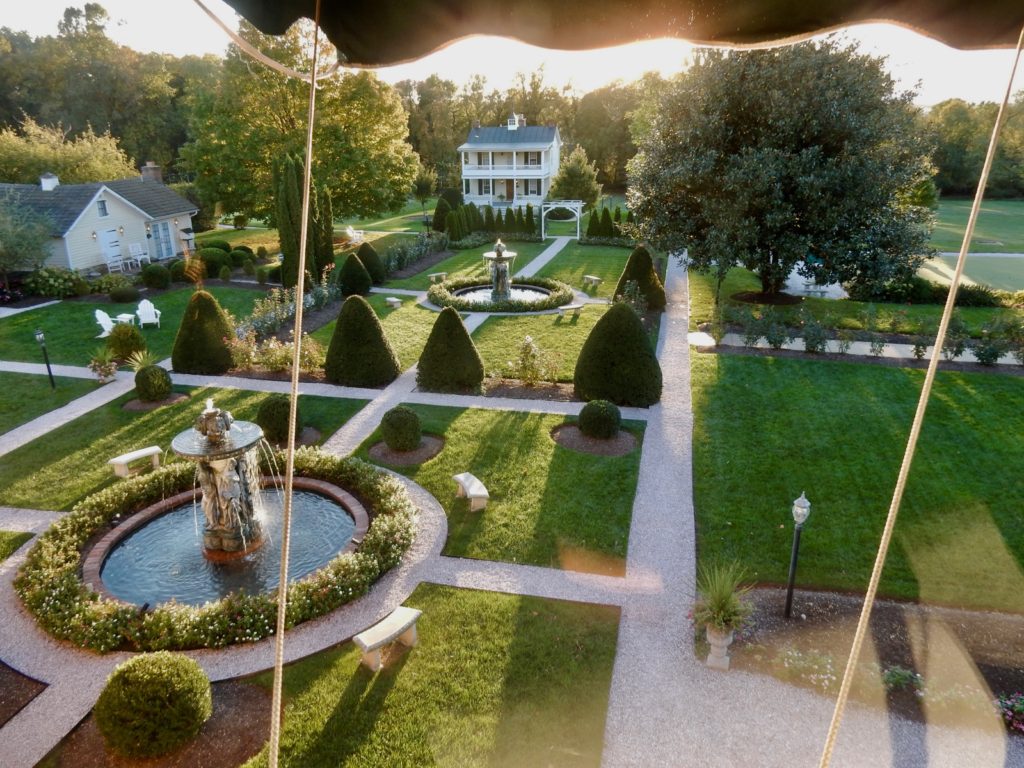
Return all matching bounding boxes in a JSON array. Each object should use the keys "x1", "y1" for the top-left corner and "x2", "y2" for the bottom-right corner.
[
  {"x1": 356, "y1": 241, "x2": 386, "y2": 284},
  {"x1": 324, "y1": 295, "x2": 401, "y2": 386},
  {"x1": 169, "y1": 260, "x2": 187, "y2": 283},
  {"x1": 416, "y1": 306, "x2": 484, "y2": 393},
  {"x1": 574, "y1": 302, "x2": 662, "y2": 406},
  {"x1": 170, "y1": 290, "x2": 234, "y2": 375},
  {"x1": 336, "y1": 253, "x2": 372, "y2": 296},
  {"x1": 109, "y1": 285, "x2": 141, "y2": 304},
  {"x1": 141, "y1": 263, "x2": 171, "y2": 290},
  {"x1": 256, "y1": 263, "x2": 282, "y2": 284},
  {"x1": 228, "y1": 249, "x2": 250, "y2": 268},
  {"x1": 14, "y1": 448, "x2": 416, "y2": 652},
  {"x1": 107, "y1": 323, "x2": 146, "y2": 360},
  {"x1": 256, "y1": 393, "x2": 301, "y2": 444},
  {"x1": 197, "y1": 247, "x2": 227, "y2": 278},
  {"x1": 614, "y1": 245, "x2": 666, "y2": 311},
  {"x1": 381, "y1": 405, "x2": 421, "y2": 451},
  {"x1": 427, "y1": 276, "x2": 573, "y2": 312},
  {"x1": 201, "y1": 239, "x2": 231, "y2": 253},
  {"x1": 578, "y1": 399, "x2": 621, "y2": 438},
  {"x1": 135, "y1": 365, "x2": 172, "y2": 402},
  {"x1": 95, "y1": 652, "x2": 212, "y2": 758}
]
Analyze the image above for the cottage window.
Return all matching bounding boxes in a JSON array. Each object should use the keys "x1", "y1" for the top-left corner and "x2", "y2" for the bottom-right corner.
[
  {"x1": 463, "y1": 179, "x2": 470, "y2": 195},
  {"x1": 97, "y1": 200, "x2": 108, "y2": 217},
  {"x1": 527, "y1": 152, "x2": 540, "y2": 166},
  {"x1": 478, "y1": 179, "x2": 491, "y2": 195}
]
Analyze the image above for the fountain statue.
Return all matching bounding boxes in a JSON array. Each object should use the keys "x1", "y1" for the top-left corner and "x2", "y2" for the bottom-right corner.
[
  {"x1": 171, "y1": 399, "x2": 265, "y2": 556},
  {"x1": 482, "y1": 239, "x2": 517, "y2": 301}
]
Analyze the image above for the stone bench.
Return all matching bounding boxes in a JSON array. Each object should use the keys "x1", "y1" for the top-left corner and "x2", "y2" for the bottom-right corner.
[
  {"x1": 558, "y1": 303, "x2": 585, "y2": 318},
  {"x1": 428, "y1": 272, "x2": 448, "y2": 283},
  {"x1": 582, "y1": 274, "x2": 603, "y2": 288},
  {"x1": 385, "y1": 296, "x2": 403, "y2": 309},
  {"x1": 108, "y1": 446, "x2": 163, "y2": 478},
  {"x1": 353, "y1": 606, "x2": 422, "y2": 671},
  {"x1": 452, "y1": 471, "x2": 489, "y2": 511}
]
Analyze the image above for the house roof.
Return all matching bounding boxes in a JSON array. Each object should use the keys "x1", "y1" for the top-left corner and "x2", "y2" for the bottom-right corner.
[
  {"x1": 459, "y1": 125, "x2": 559, "y2": 150},
  {"x1": 0, "y1": 179, "x2": 196, "y2": 237}
]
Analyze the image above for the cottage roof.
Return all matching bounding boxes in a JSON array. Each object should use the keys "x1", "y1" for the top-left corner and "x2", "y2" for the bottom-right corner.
[
  {"x1": 0, "y1": 179, "x2": 196, "y2": 237},
  {"x1": 459, "y1": 125, "x2": 558, "y2": 150}
]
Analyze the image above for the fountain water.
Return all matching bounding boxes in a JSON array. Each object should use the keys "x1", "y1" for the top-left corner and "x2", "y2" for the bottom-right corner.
[{"x1": 447, "y1": 238, "x2": 562, "y2": 308}]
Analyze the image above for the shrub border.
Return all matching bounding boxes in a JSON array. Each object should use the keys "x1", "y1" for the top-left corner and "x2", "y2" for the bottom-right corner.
[
  {"x1": 15, "y1": 447, "x2": 416, "y2": 653},
  {"x1": 427, "y1": 275, "x2": 574, "y2": 312}
]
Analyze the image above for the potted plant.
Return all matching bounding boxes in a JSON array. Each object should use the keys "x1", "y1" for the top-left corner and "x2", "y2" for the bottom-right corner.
[
  {"x1": 692, "y1": 560, "x2": 752, "y2": 670},
  {"x1": 88, "y1": 346, "x2": 118, "y2": 383}
]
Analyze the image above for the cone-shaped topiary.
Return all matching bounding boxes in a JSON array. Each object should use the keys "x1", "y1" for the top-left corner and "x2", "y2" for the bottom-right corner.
[
  {"x1": 324, "y1": 295, "x2": 401, "y2": 386},
  {"x1": 525, "y1": 203, "x2": 536, "y2": 234},
  {"x1": 95, "y1": 652, "x2": 212, "y2": 758},
  {"x1": 494, "y1": 208, "x2": 504, "y2": 231},
  {"x1": 614, "y1": 245, "x2": 666, "y2": 311},
  {"x1": 574, "y1": 303, "x2": 662, "y2": 406},
  {"x1": 600, "y1": 207, "x2": 615, "y2": 236},
  {"x1": 256, "y1": 393, "x2": 302, "y2": 444},
  {"x1": 135, "y1": 365, "x2": 172, "y2": 402},
  {"x1": 171, "y1": 290, "x2": 234, "y2": 374},
  {"x1": 432, "y1": 197, "x2": 451, "y2": 233},
  {"x1": 484, "y1": 205, "x2": 496, "y2": 232},
  {"x1": 381, "y1": 405, "x2": 421, "y2": 451},
  {"x1": 586, "y1": 210, "x2": 599, "y2": 237},
  {"x1": 417, "y1": 306, "x2": 485, "y2": 393},
  {"x1": 578, "y1": 399, "x2": 621, "y2": 438},
  {"x1": 357, "y1": 241, "x2": 386, "y2": 284},
  {"x1": 337, "y1": 252, "x2": 372, "y2": 296}
]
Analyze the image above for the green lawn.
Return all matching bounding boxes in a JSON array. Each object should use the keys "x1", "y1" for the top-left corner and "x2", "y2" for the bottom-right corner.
[
  {"x1": 196, "y1": 228, "x2": 281, "y2": 253},
  {"x1": 356, "y1": 405, "x2": 642, "y2": 574},
  {"x1": 920, "y1": 254, "x2": 1024, "y2": 292},
  {"x1": 535, "y1": 243, "x2": 632, "y2": 300},
  {"x1": 0, "y1": 373, "x2": 97, "y2": 434},
  {"x1": 243, "y1": 584, "x2": 619, "y2": 768},
  {"x1": 542, "y1": 217, "x2": 584, "y2": 237},
  {"x1": 385, "y1": 241, "x2": 550, "y2": 291},
  {"x1": 472, "y1": 305, "x2": 611, "y2": 381},
  {"x1": 0, "y1": 531, "x2": 32, "y2": 561},
  {"x1": 312, "y1": 295, "x2": 437, "y2": 371},
  {"x1": 340, "y1": 197, "x2": 438, "y2": 232},
  {"x1": 691, "y1": 353, "x2": 1024, "y2": 612},
  {"x1": 0, "y1": 387, "x2": 367, "y2": 511},
  {"x1": 930, "y1": 198, "x2": 1024, "y2": 253},
  {"x1": 0, "y1": 286, "x2": 264, "y2": 366}
]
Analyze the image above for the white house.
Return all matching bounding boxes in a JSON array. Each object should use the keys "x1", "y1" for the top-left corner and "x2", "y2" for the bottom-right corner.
[
  {"x1": 458, "y1": 114, "x2": 561, "y2": 208},
  {"x1": 0, "y1": 162, "x2": 198, "y2": 274}
]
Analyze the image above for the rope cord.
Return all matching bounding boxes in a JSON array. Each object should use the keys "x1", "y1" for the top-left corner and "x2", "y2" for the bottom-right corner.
[
  {"x1": 266, "y1": 1, "x2": 323, "y2": 765},
  {"x1": 818, "y1": 24, "x2": 1024, "y2": 767},
  {"x1": 191, "y1": 0, "x2": 341, "y2": 83}
]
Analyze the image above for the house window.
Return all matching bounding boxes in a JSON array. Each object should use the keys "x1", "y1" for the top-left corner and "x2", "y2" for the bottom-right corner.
[
  {"x1": 478, "y1": 152, "x2": 490, "y2": 166},
  {"x1": 527, "y1": 152, "x2": 540, "y2": 166},
  {"x1": 151, "y1": 221, "x2": 174, "y2": 260},
  {"x1": 97, "y1": 200, "x2": 108, "y2": 217},
  {"x1": 463, "y1": 179, "x2": 470, "y2": 195},
  {"x1": 478, "y1": 179, "x2": 491, "y2": 195}
]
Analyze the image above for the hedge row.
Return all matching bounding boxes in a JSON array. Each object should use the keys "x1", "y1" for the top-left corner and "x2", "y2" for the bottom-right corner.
[{"x1": 427, "y1": 275, "x2": 574, "y2": 312}]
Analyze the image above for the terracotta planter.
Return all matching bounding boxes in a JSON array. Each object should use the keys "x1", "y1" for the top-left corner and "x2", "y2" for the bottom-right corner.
[{"x1": 705, "y1": 625, "x2": 734, "y2": 670}]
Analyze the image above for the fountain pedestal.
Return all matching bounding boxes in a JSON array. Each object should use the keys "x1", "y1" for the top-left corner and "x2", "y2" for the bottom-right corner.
[{"x1": 482, "y1": 239, "x2": 517, "y2": 302}]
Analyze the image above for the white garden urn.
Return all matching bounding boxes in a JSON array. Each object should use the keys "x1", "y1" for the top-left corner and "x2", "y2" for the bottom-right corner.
[{"x1": 705, "y1": 625, "x2": 734, "y2": 671}]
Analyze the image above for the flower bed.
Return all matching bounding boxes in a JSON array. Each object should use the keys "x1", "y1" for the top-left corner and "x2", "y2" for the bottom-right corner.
[
  {"x1": 14, "y1": 448, "x2": 416, "y2": 652},
  {"x1": 427, "y1": 276, "x2": 573, "y2": 312}
]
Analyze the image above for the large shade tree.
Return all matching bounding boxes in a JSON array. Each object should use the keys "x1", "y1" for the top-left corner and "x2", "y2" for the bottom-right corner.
[
  {"x1": 548, "y1": 145, "x2": 602, "y2": 210},
  {"x1": 0, "y1": 118, "x2": 135, "y2": 183},
  {"x1": 628, "y1": 39, "x2": 935, "y2": 298}
]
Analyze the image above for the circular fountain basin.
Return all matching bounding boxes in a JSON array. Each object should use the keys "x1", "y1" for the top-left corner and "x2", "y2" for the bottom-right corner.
[
  {"x1": 453, "y1": 284, "x2": 552, "y2": 305},
  {"x1": 97, "y1": 486, "x2": 359, "y2": 606},
  {"x1": 171, "y1": 422, "x2": 264, "y2": 460}
]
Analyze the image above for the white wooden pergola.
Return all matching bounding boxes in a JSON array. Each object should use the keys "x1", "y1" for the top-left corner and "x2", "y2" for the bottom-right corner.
[{"x1": 540, "y1": 200, "x2": 584, "y2": 239}]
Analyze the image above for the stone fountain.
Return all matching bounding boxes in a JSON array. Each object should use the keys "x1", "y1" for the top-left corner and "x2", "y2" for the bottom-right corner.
[
  {"x1": 482, "y1": 239, "x2": 517, "y2": 301},
  {"x1": 171, "y1": 399, "x2": 265, "y2": 557}
]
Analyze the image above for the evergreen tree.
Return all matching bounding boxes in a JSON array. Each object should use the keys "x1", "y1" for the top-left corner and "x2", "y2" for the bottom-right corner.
[
  {"x1": 525, "y1": 204, "x2": 536, "y2": 235},
  {"x1": 171, "y1": 290, "x2": 235, "y2": 374},
  {"x1": 315, "y1": 184, "x2": 334, "y2": 279},
  {"x1": 614, "y1": 245, "x2": 666, "y2": 310},
  {"x1": 275, "y1": 153, "x2": 302, "y2": 289},
  {"x1": 574, "y1": 303, "x2": 662, "y2": 406},
  {"x1": 601, "y1": 207, "x2": 615, "y2": 237},
  {"x1": 324, "y1": 295, "x2": 401, "y2": 386},
  {"x1": 494, "y1": 208, "x2": 504, "y2": 231},
  {"x1": 614, "y1": 206, "x2": 622, "y2": 224},
  {"x1": 586, "y1": 210, "x2": 599, "y2": 237},
  {"x1": 484, "y1": 205, "x2": 496, "y2": 232},
  {"x1": 515, "y1": 207, "x2": 526, "y2": 233},
  {"x1": 336, "y1": 252, "x2": 372, "y2": 296},
  {"x1": 417, "y1": 307, "x2": 485, "y2": 393},
  {"x1": 432, "y1": 197, "x2": 451, "y2": 233},
  {"x1": 357, "y1": 241, "x2": 386, "y2": 284}
]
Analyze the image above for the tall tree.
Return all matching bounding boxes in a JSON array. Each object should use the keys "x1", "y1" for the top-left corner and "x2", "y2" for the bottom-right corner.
[
  {"x1": 0, "y1": 117, "x2": 135, "y2": 182},
  {"x1": 629, "y1": 40, "x2": 934, "y2": 298},
  {"x1": 413, "y1": 164, "x2": 437, "y2": 220},
  {"x1": 549, "y1": 145, "x2": 602, "y2": 209},
  {"x1": 574, "y1": 82, "x2": 639, "y2": 189},
  {"x1": 0, "y1": 192, "x2": 52, "y2": 289},
  {"x1": 275, "y1": 153, "x2": 303, "y2": 289}
]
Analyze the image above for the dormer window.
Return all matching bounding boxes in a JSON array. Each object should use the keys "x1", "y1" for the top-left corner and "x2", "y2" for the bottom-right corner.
[{"x1": 97, "y1": 200, "x2": 108, "y2": 217}]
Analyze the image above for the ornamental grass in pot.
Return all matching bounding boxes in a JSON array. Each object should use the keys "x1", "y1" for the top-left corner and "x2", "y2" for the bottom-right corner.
[{"x1": 693, "y1": 560, "x2": 753, "y2": 671}]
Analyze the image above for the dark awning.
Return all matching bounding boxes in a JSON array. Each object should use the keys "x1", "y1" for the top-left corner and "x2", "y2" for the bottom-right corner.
[{"x1": 220, "y1": 0, "x2": 1024, "y2": 67}]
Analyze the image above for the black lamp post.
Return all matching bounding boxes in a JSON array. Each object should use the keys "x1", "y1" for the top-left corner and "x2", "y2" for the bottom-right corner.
[
  {"x1": 784, "y1": 491, "x2": 811, "y2": 619},
  {"x1": 35, "y1": 329, "x2": 56, "y2": 389}
]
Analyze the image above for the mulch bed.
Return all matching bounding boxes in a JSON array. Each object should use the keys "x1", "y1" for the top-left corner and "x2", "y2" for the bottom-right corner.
[
  {"x1": 483, "y1": 378, "x2": 578, "y2": 401},
  {"x1": 386, "y1": 249, "x2": 453, "y2": 280},
  {"x1": 0, "y1": 661, "x2": 46, "y2": 727},
  {"x1": 550, "y1": 424, "x2": 637, "y2": 457},
  {"x1": 367, "y1": 435, "x2": 444, "y2": 466}
]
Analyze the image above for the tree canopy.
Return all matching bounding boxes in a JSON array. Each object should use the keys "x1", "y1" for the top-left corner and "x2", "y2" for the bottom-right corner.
[
  {"x1": 628, "y1": 40, "x2": 935, "y2": 297},
  {"x1": 0, "y1": 118, "x2": 135, "y2": 183},
  {"x1": 0, "y1": 192, "x2": 52, "y2": 288},
  {"x1": 548, "y1": 145, "x2": 602, "y2": 209}
]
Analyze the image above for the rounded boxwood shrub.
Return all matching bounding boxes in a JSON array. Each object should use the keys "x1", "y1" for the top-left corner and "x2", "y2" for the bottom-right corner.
[
  {"x1": 578, "y1": 399, "x2": 621, "y2": 439},
  {"x1": 197, "y1": 247, "x2": 226, "y2": 278},
  {"x1": 234, "y1": 244, "x2": 254, "y2": 255},
  {"x1": 135, "y1": 364, "x2": 172, "y2": 402},
  {"x1": 169, "y1": 260, "x2": 186, "y2": 283},
  {"x1": 324, "y1": 295, "x2": 401, "y2": 386},
  {"x1": 109, "y1": 285, "x2": 141, "y2": 303},
  {"x1": 256, "y1": 263, "x2": 282, "y2": 284},
  {"x1": 73, "y1": 277, "x2": 92, "y2": 297},
  {"x1": 256, "y1": 393, "x2": 302, "y2": 444},
  {"x1": 228, "y1": 249, "x2": 249, "y2": 268},
  {"x1": 614, "y1": 245, "x2": 666, "y2": 311},
  {"x1": 95, "y1": 652, "x2": 212, "y2": 758},
  {"x1": 356, "y1": 241, "x2": 386, "y2": 284},
  {"x1": 336, "y1": 252, "x2": 372, "y2": 296},
  {"x1": 242, "y1": 258, "x2": 255, "y2": 276},
  {"x1": 171, "y1": 290, "x2": 234, "y2": 374},
  {"x1": 107, "y1": 323, "x2": 146, "y2": 360},
  {"x1": 201, "y1": 239, "x2": 231, "y2": 253},
  {"x1": 574, "y1": 302, "x2": 662, "y2": 406},
  {"x1": 219, "y1": 264, "x2": 232, "y2": 282},
  {"x1": 141, "y1": 263, "x2": 170, "y2": 290},
  {"x1": 416, "y1": 307, "x2": 485, "y2": 393},
  {"x1": 381, "y1": 406, "x2": 421, "y2": 451}
]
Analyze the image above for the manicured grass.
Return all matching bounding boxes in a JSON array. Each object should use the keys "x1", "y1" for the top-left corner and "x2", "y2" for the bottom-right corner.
[
  {"x1": 472, "y1": 305, "x2": 611, "y2": 381},
  {"x1": 930, "y1": 198, "x2": 1024, "y2": 253},
  {"x1": 0, "y1": 373, "x2": 97, "y2": 434},
  {"x1": 340, "y1": 196, "x2": 438, "y2": 231},
  {"x1": 385, "y1": 241, "x2": 550, "y2": 291},
  {"x1": 691, "y1": 352, "x2": 1024, "y2": 612},
  {"x1": 535, "y1": 243, "x2": 632, "y2": 299},
  {"x1": 0, "y1": 531, "x2": 32, "y2": 561},
  {"x1": 196, "y1": 227, "x2": 281, "y2": 253},
  {"x1": 242, "y1": 584, "x2": 619, "y2": 768},
  {"x1": 0, "y1": 286, "x2": 264, "y2": 366},
  {"x1": 356, "y1": 405, "x2": 642, "y2": 574},
  {"x1": 920, "y1": 254, "x2": 1024, "y2": 292},
  {"x1": 311, "y1": 295, "x2": 437, "y2": 371},
  {"x1": 542, "y1": 217, "x2": 584, "y2": 237},
  {"x1": 0, "y1": 387, "x2": 367, "y2": 511}
]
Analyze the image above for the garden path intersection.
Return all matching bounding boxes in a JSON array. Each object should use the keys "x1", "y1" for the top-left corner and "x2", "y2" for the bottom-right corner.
[{"x1": 0, "y1": 244, "x2": 1019, "y2": 766}]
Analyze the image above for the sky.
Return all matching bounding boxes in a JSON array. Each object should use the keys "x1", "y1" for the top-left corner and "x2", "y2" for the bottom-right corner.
[{"x1": 6, "y1": 0, "x2": 1021, "y2": 106}]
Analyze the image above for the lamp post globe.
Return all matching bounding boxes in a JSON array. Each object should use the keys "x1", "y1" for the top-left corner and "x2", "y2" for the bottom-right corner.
[
  {"x1": 35, "y1": 329, "x2": 56, "y2": 390},
  {"x1": 784, "y1": 492, "x2": 810, "y2": 619}
]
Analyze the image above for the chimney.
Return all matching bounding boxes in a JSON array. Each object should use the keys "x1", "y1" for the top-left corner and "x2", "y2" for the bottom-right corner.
[
  {"x1": 518, "y1": 114, "x2": 527, "y2": 127},
  {"x1": 141, "y1": 161, "x2": 162, "y2": 183},
  {"x1": 40, "y1": 173, "x2": 59, "y2": 191},
  {"x1": 473, "y1": 120, "x2": 480, "y2": 128}
]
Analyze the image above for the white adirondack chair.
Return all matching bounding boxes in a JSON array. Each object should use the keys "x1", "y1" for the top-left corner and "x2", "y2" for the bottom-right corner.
[
  {"x1": 128, "y1": 242, "x2": 151, "y2": 266},
  {"x1": 136, "y1": 299, "x2": 161, "y2": 328},
  {"x1": 95, "y1": 309, "x2": 115, "y2": 338},
  {"x1": 105, "y1": 255, "x2": 125, "y2": 274}
]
